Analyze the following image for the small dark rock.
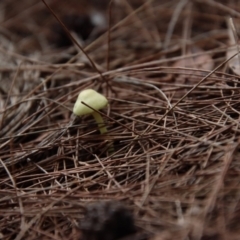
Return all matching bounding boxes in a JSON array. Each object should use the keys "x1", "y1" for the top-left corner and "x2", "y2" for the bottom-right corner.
[
  {"x1": 51, "y1": 14, "x2": 94, "y2": 47},
  {"x1": 79, "y1": 201, "x2": 136, "y2": 240}
]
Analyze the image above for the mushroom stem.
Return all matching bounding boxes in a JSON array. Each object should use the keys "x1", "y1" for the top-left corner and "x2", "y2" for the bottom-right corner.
[
  {"x1": 92, "y1": 111, "x2": 114, "y2": 153},
  {"x1": 92, "y1": 111, "x2": 107, "y2": 134}
]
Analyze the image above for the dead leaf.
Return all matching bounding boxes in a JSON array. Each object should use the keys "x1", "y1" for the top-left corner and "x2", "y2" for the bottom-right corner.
[
  {"x1": 226, "y1": 18, "x2": 240, "y2": 76},
  {"x1": 172, "y1": 46, "x2": 214, "y2": 84}
]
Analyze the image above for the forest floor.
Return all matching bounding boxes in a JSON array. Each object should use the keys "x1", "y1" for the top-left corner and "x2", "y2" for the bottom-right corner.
[{"x1": 1, "y1": 0, "x2": 240, "y2": 239}]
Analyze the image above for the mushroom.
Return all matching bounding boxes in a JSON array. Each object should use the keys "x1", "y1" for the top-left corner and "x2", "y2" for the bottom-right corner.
[{"x1": 73, "y1": 89, "x2": 108, "y2": 134}]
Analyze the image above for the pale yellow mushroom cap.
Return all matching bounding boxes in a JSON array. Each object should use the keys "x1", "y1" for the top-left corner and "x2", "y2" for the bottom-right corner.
[{"x1": 73, "y1": 89, "x2": 108, "y2": 116}]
